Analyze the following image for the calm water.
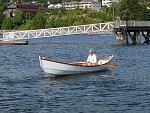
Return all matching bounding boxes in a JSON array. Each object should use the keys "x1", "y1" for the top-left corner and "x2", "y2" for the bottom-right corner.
[{"x1": 0, "y1": 34, "x2": 150, "y2": 113}]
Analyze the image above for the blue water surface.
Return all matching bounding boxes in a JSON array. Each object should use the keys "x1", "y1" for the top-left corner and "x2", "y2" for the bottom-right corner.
[{"x1": 0, "y1": 34, "x2": 150, "y2": 113}]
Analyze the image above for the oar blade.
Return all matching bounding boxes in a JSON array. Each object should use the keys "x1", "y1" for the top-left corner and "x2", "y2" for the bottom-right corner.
[{"x1": 107, "y1": 65, "x2": 115, "y2": 68}]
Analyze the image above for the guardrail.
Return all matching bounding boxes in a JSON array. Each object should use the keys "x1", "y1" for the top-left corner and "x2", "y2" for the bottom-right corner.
[
  {"x1": 114, "y1": 21, "x2": 150, "y2": 28},
  {"x1": 3, "y1": 22, "x2": 113, "y2": 40}
]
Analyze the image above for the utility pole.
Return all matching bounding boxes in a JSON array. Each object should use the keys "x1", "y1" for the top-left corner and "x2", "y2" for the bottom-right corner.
[
  {"x1": 112, "y1": 0, "x2": 115, "y2": 24},
  {"x1": 112, "y1": 0, "x2": 115, "y2": 37}
]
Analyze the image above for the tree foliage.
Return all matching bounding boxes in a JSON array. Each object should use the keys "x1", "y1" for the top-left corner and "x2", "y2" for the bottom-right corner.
[
  {"x1": 0, "y1": 0, "x2": 150, "y2": 30},
  {"x1": 0, "y1": 2, "x2": 7, "y2": 12},
  {"x1": 115, "y1": 0, "x2": 150, "y2": 21},
  {"x1": 0, "y1": 13, "x2": 5, "y2": 28},
  {"x1": 32, "y1": 11, "x2": 47, "y2": 29},
  {"x1": 12, "y1": 10, "x2": 23, "y2": 29},
  {"x1": 1, "y1": 17, "x2": 13, "y2": 29}
]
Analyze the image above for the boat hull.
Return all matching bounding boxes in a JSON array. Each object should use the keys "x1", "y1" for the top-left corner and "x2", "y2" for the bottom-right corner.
[{"x1": 39, "y1": 55, "x2": 113, "y2": 77}]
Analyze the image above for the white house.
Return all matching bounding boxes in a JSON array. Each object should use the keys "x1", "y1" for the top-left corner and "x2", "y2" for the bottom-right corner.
[
  {"x1": 92, "y1": 1, "x2": 101, "y2": 10},
  {"x1": 48, "y1": 4, "x2": 55, "y2": 9},
  {"x1": 102, "y1": 0, "x2": 121, "y2": 7},
  {"x1": 48, "y1": 3, "x2": 63, "y2": 9},
  {"x1": 3, "y1": 4, "x2": 16, "y2": 17},
  {"x1": 55, "y1": 3, "x2": 63, "y2": 8},
  {"x1": 64, "y1": 1, "x2": 79, "y2": 10},
  {"x1": 48, "y1": 0, "x2": 101, "y2": 11}
]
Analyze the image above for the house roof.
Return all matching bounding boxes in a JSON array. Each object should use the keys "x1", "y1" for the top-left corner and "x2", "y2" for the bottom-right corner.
[
  {"x1": 16, "y1": 3, "x2": 38, "y2": 7},
  {"x1": 8, "y1": 4, "x2": 16, "y2": 9},
  {"x1": 81, "y1": 0, "x2": 95, "y2": 2},
  {"x1": 18, "y1": 8, "x2": 41, "y2": 12}
]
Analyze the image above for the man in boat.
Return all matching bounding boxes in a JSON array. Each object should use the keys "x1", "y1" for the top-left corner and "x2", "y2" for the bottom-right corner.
[{"x1": 86, "y1": 50, "x2": 97, "y2": 66}]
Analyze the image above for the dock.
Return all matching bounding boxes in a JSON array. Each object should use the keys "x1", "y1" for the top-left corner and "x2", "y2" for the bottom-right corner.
[
  {"x1": 113, "y1": 18, "x2": 150, "y2": 45},
  {"x1": 0, "y1": 40, "x2": 28, "y2": 45}
]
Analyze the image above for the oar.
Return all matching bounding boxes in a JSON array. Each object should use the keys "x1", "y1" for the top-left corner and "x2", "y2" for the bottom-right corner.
[{"x1": 100, "y1": 64, "x2": 115, "y2": 69}]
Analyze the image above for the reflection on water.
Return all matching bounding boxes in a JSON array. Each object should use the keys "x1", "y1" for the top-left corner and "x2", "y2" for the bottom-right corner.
[{"x1": 40, "y1": 70, "x2": 114, "y2": 88}]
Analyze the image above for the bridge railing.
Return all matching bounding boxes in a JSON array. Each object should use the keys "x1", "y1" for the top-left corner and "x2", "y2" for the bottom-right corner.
[
  {"x1": 126, "y1": 21, "x2": 150, "y2": 26},
  {"x1": 3, "y1": 22, "x2": 113, "y2": 40},
  {"x1": 114, "y1": 21, "x2": 150, "y2": 28}
]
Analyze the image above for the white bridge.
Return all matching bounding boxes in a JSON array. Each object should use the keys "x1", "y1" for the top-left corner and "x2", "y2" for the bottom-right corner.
[{"x1": 3, "y1": 22, "x2": 113, "y2": 40}]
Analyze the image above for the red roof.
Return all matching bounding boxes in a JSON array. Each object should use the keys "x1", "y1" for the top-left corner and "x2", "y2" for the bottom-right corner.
[
  {"x1": 16, "y1": 3, "x2": 38, "y2": 6},
  {"x1": 18, "y1": 8, "x2": 41, "y2": 12}
]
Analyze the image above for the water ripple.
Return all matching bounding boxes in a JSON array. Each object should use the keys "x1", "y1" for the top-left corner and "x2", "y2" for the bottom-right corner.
[{"x1": 0, "y1": 34, "x2": 150, "y2": 112}]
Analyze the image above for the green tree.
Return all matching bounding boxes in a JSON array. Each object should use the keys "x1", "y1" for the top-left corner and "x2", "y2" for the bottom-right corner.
[
  {"x1": 32, "y1": 11, "x2": 47, "y2": 29},
  {"x1": 99, "y1": 6, "x2": 112, "y2": 22},
  {"x1": 1, "y1": 17, "x2": 13, "y2": 29},
  {"x1": 117, "y1": 0, "x2": 143, "y2": 21},
  {"x1": 57, "y1": 10, "x2": 62, "y2": 18},
  {"x1": 46, "y1": 15, "x2": 55, "y2": 28},
  {"x1": 21, "y1": 19, "x2": 34, "y2": 30},
  {"x1": 54, "y1": 16, "x2": 68, "y2": 27},
  {"x1": 12, "y1": 10, "x2": 23, "y2": 29},
  {"x1": 0, "y1": 2, "x2": 7, "y2": 12},
  {"x1": 0, "y1": 12, "x2": 5, "y2": 28},
  {"x1": 0, "y1": 0, "x2": 9, "y2": 3},
  {"x1": 67, "y1": 14, "x2": 76, "y2": 26},
  {"x1": 141, "y1": 9, "x2": 150, "y2": 21},
  {"x1": 73, "y1": 17, "x2": 85, "y2": 25},
  {"x1": 46, "y1": 20, "x2": 55, "y2": 28},
  {"x1": 87, "y1": 10, "x2": 97, "y2": 18}
]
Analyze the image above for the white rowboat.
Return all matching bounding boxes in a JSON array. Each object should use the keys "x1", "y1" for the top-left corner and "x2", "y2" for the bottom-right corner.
[{"x1": 39, "y1": 55, "x2": 114, "y2": 77}]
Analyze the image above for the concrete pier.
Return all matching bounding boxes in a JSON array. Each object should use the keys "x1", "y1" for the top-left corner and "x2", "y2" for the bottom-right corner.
[{"x1": 0, "y1": 40, "x2": 28, "y2": 45}]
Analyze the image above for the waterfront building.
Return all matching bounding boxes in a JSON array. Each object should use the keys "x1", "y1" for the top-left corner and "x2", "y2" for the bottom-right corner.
[
  {"x1": 3, "y1": 3, "x2": 41, "y2": 18},
  {"x1": 48, "y1": 0, "x2": 101, "y2": 11}
]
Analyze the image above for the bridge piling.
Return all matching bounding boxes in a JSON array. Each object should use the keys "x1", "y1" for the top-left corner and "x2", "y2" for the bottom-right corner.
[
  {"x1": 142, "y1": 31, "x2": 150, "y2": 44},
  {"x1": 113, "y1": 20, "x2": 150, "y2": 45}
]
